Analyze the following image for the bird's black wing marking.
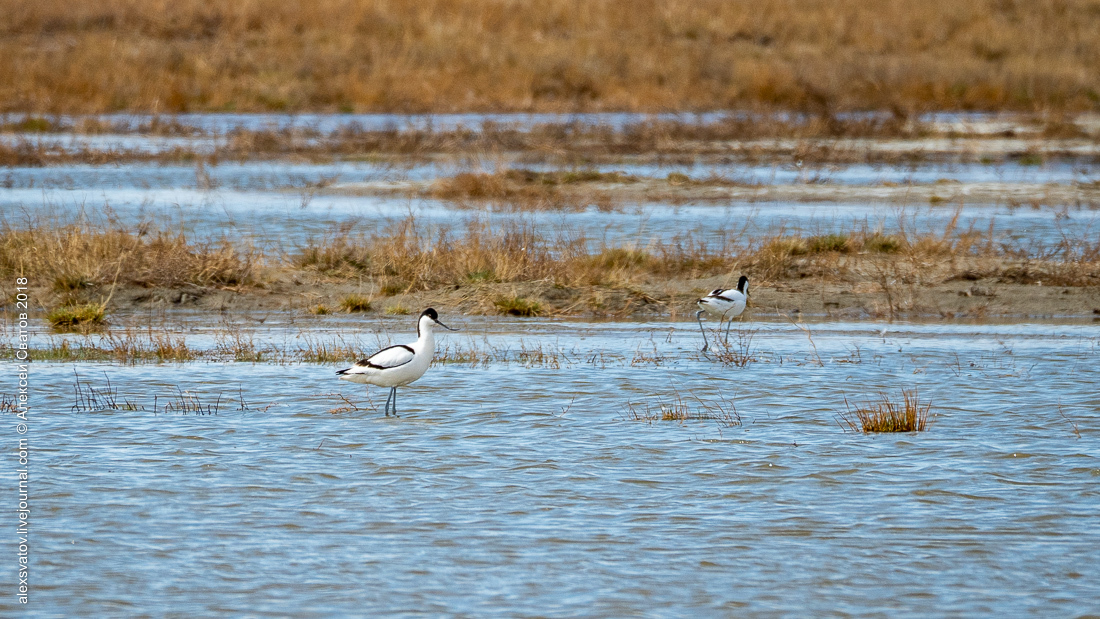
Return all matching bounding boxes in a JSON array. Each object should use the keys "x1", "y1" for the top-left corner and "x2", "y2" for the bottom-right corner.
[
  {"x1": 336, "y1": 344, "x2": 416, "y2": 374},
  {"x1": 360, "y1": 344, "x2": 416, "y2": 369}
]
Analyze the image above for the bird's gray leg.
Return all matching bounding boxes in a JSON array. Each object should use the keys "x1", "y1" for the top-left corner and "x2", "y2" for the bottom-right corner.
[
  {"x1": 382, "y1": 388, "x2": 393, "y2": 417},
  {"x1": 725, "y1": 314, "x2": 734, "y2": 343},
  {"x1": 391, "y1": 387, "x2": 399, "y2": 417},
  {"x1": 696, "y1": 310, "x2": 709, "y2": 353}
]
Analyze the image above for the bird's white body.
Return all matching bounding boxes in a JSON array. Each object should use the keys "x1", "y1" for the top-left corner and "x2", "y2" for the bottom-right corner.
[
  {"x1": 695, "y1": 276, "x2": 749, "y2": 352},
  {"x1": 697, "y1": 288, "x2": 748, "y2": 320},
  {"x1": 337, "y1": 328, "x2": 435, "y2": 388},
  {"x1": 337, "y1": 309, "x2": 454, "y2": 416}
]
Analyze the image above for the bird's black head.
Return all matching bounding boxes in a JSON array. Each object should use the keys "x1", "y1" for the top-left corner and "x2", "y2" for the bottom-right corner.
[
  {"x1": 737, "y1": 275, "x2": 749, "y2": 293},
  {"x1": 418, "y1": 307, "x2": 457, "y2": 333}
]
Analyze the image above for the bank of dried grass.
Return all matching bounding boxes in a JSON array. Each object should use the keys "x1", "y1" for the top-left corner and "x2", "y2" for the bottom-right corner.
[
  {"x1": 4, "y1": 0, "x2": 1100, "y2": 114},
  {"x1": 0, "y1": 221, "x2": 258, "y2": 290}
]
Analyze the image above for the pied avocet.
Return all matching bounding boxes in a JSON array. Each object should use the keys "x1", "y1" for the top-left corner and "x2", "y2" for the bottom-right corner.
[
  {"x1": 336, "y1": 308, "x2": 456, "y2": 416},
  {"x1": 696, "y1": 275, "x2": 749, "y2": 352}
]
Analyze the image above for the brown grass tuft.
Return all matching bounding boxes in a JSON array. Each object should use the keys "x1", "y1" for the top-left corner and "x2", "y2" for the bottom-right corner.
[
  {"x1": 840, "y1": 389, "x2": 934, "y2": 433},
  {"x1": 493, "y1": 295, "x2": 542, "y2": 317},
  {"x1": 339, "y1": 294, "x2": 372, "y2": 313},
  {"x1": 621, "y1": 388, "x2": 741, "y2": 426}
]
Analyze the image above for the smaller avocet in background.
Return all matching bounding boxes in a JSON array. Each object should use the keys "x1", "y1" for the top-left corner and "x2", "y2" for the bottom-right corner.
[
  {"x1": 337, "y1": 308, "x2": 457, "y2": 416},
  {"x1": 696, "y1": 276, "x2": 749, "y2": 352}
]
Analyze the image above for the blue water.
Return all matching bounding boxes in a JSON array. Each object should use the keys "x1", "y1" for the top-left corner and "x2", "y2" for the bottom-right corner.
[
  {"x1": 2, "y1": 160, "x2": 1097, "y2": 255},
  {"x1": 3, "y1": 111, "x2": 1100, "y2": 616},
  {"x1": 7, "y1": 317, "x2": 1100, "y2": 616}
]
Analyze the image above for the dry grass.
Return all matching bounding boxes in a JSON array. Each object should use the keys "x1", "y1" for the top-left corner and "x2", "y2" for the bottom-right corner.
[
  {"x1": 493, "y1": 296, "x2": 542, "y2": 317},
  {"x1": 422, "y1": 168, "x2": 766, "y2": 209},
  {"x1": 426, "y1": 169, "x2": 634, "y2": 209},
  {"x1": 339, "y1": 294, "x2": 373, "y2": 313},
  {"x1": 621, "y1": 388, "x2": 741, "y2": 427},
  {"x1": 839, "y1": 389, "x2": 934, "y2": 433},
  {"x1": 4, "y1": 215, "x2": 1099, "y2": 326},
  {"x1": 0, "y1": 220, "x2": 257, "y2": 291},
  {"x1": 709, "y1": 324, "x2": 760, "y2": 367},
  {"x1": 427, "y1": 171, "x2": 576, "y2": 210},
  {"x1": 290, "y1": 218, "x2": 743, "y2": 293},
  {"x1": 25, "y1": 328, "x2": 193, "y2": 363},
  {"x1": 2, "y1": 0, "x2": 1099, "y2": 114},
  {"x1": 384, "y1": 304, "x2": 410, "y2": 316},
  {"x1": 296, "y1": 336, "x2": 365, "y2": 364}
]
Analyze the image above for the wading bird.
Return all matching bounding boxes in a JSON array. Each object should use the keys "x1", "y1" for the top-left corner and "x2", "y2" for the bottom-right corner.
[
  {"x1": 337, "y1": 308, "x2": 456, "y2": 416},
  {"x1": 696, "y1": 276, "x2": 749, "y2": 352}
]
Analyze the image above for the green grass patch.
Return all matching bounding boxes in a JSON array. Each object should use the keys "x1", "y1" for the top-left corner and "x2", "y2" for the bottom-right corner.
[
  {"x1": 16, "y1": 117, "x2": 56, "y2": 132},
  {"x1": 1016, "y1": 152, "x2": 1044, "y2": 166},
  {"x1": 808, "y1": 233, "x2": 851, "y2": 253},
  {"x1": 862, "y1": 234, "x2": 902, "y2": 253},
  {"x1": 493, "y1": 295, "x2": 542, "y2": 317},
  {"x1": 46, "y1": 303, "x2": 106, "y2": 331},
  {"x1": 465, "y1": 268, "x2": 496, "y2": 283},
  {"x1": 666, "y1": 172, "x2": 691, "y2": 185}
]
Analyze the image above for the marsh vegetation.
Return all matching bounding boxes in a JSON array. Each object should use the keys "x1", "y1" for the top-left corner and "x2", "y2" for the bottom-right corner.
[
  {"x1": 3, "y1": 0, "x2": 1100, "y2": 114},
  {"x1": 3, "y1": 211, "x2": 1097, "y2": 324}
]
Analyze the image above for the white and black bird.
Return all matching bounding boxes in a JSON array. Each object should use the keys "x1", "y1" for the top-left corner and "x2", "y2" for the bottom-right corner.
[
  {"x1": 336, "y1": 308, "x2": 456, "y2": 416},
  {"x1": 696, "y1": 275, "x2": 749, "y2": 352}
]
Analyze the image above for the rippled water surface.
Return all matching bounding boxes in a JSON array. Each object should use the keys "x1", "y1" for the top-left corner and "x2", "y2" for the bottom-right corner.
[
  {"x1": 5, "y1": 112, "x2": 1100, "y2": 614},
  {"x1": 4, "y1": 174, "x2": 1098, "y2": 254},
  {"x1": 10, "y1": 318, "x2": 1100, "y2": 616}
]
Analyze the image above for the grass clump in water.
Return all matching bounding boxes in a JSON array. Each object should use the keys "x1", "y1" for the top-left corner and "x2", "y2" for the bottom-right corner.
[
  {"x1": 46, "y1": 303, "x2": 106, "y2": 331},
  {"x1": 620, "y1": 388, "x2": 741, "y2": 426},
  {"x1": 840, "y1": 389, "x2": 934, "y2": 433},
  {"x1": 339, "y1": 294, "x2": 372, "y2": 312}
]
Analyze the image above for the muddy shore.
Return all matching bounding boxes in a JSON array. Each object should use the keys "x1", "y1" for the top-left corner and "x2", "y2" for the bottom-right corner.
[{"x1": 18, "y1": 265, "x2": 1094, "y2": 324}]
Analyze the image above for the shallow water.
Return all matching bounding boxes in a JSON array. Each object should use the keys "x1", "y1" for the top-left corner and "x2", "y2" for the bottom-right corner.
[
  {"x1": 0, "y1": 110, "x2": 1079, "y2": 134},
  {"x1": 4, "y1": 155, "x2": 1097, "y2": 186},
  {"x1": 10, "y1": 317, "x2": 1100, "y2": 616},
  {"x1": 3, "y1": 163, "x2": 1098, "y2": 253},
  {"x1": 5, "y1": 112, "x2": 1100, "y2": 614}
]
